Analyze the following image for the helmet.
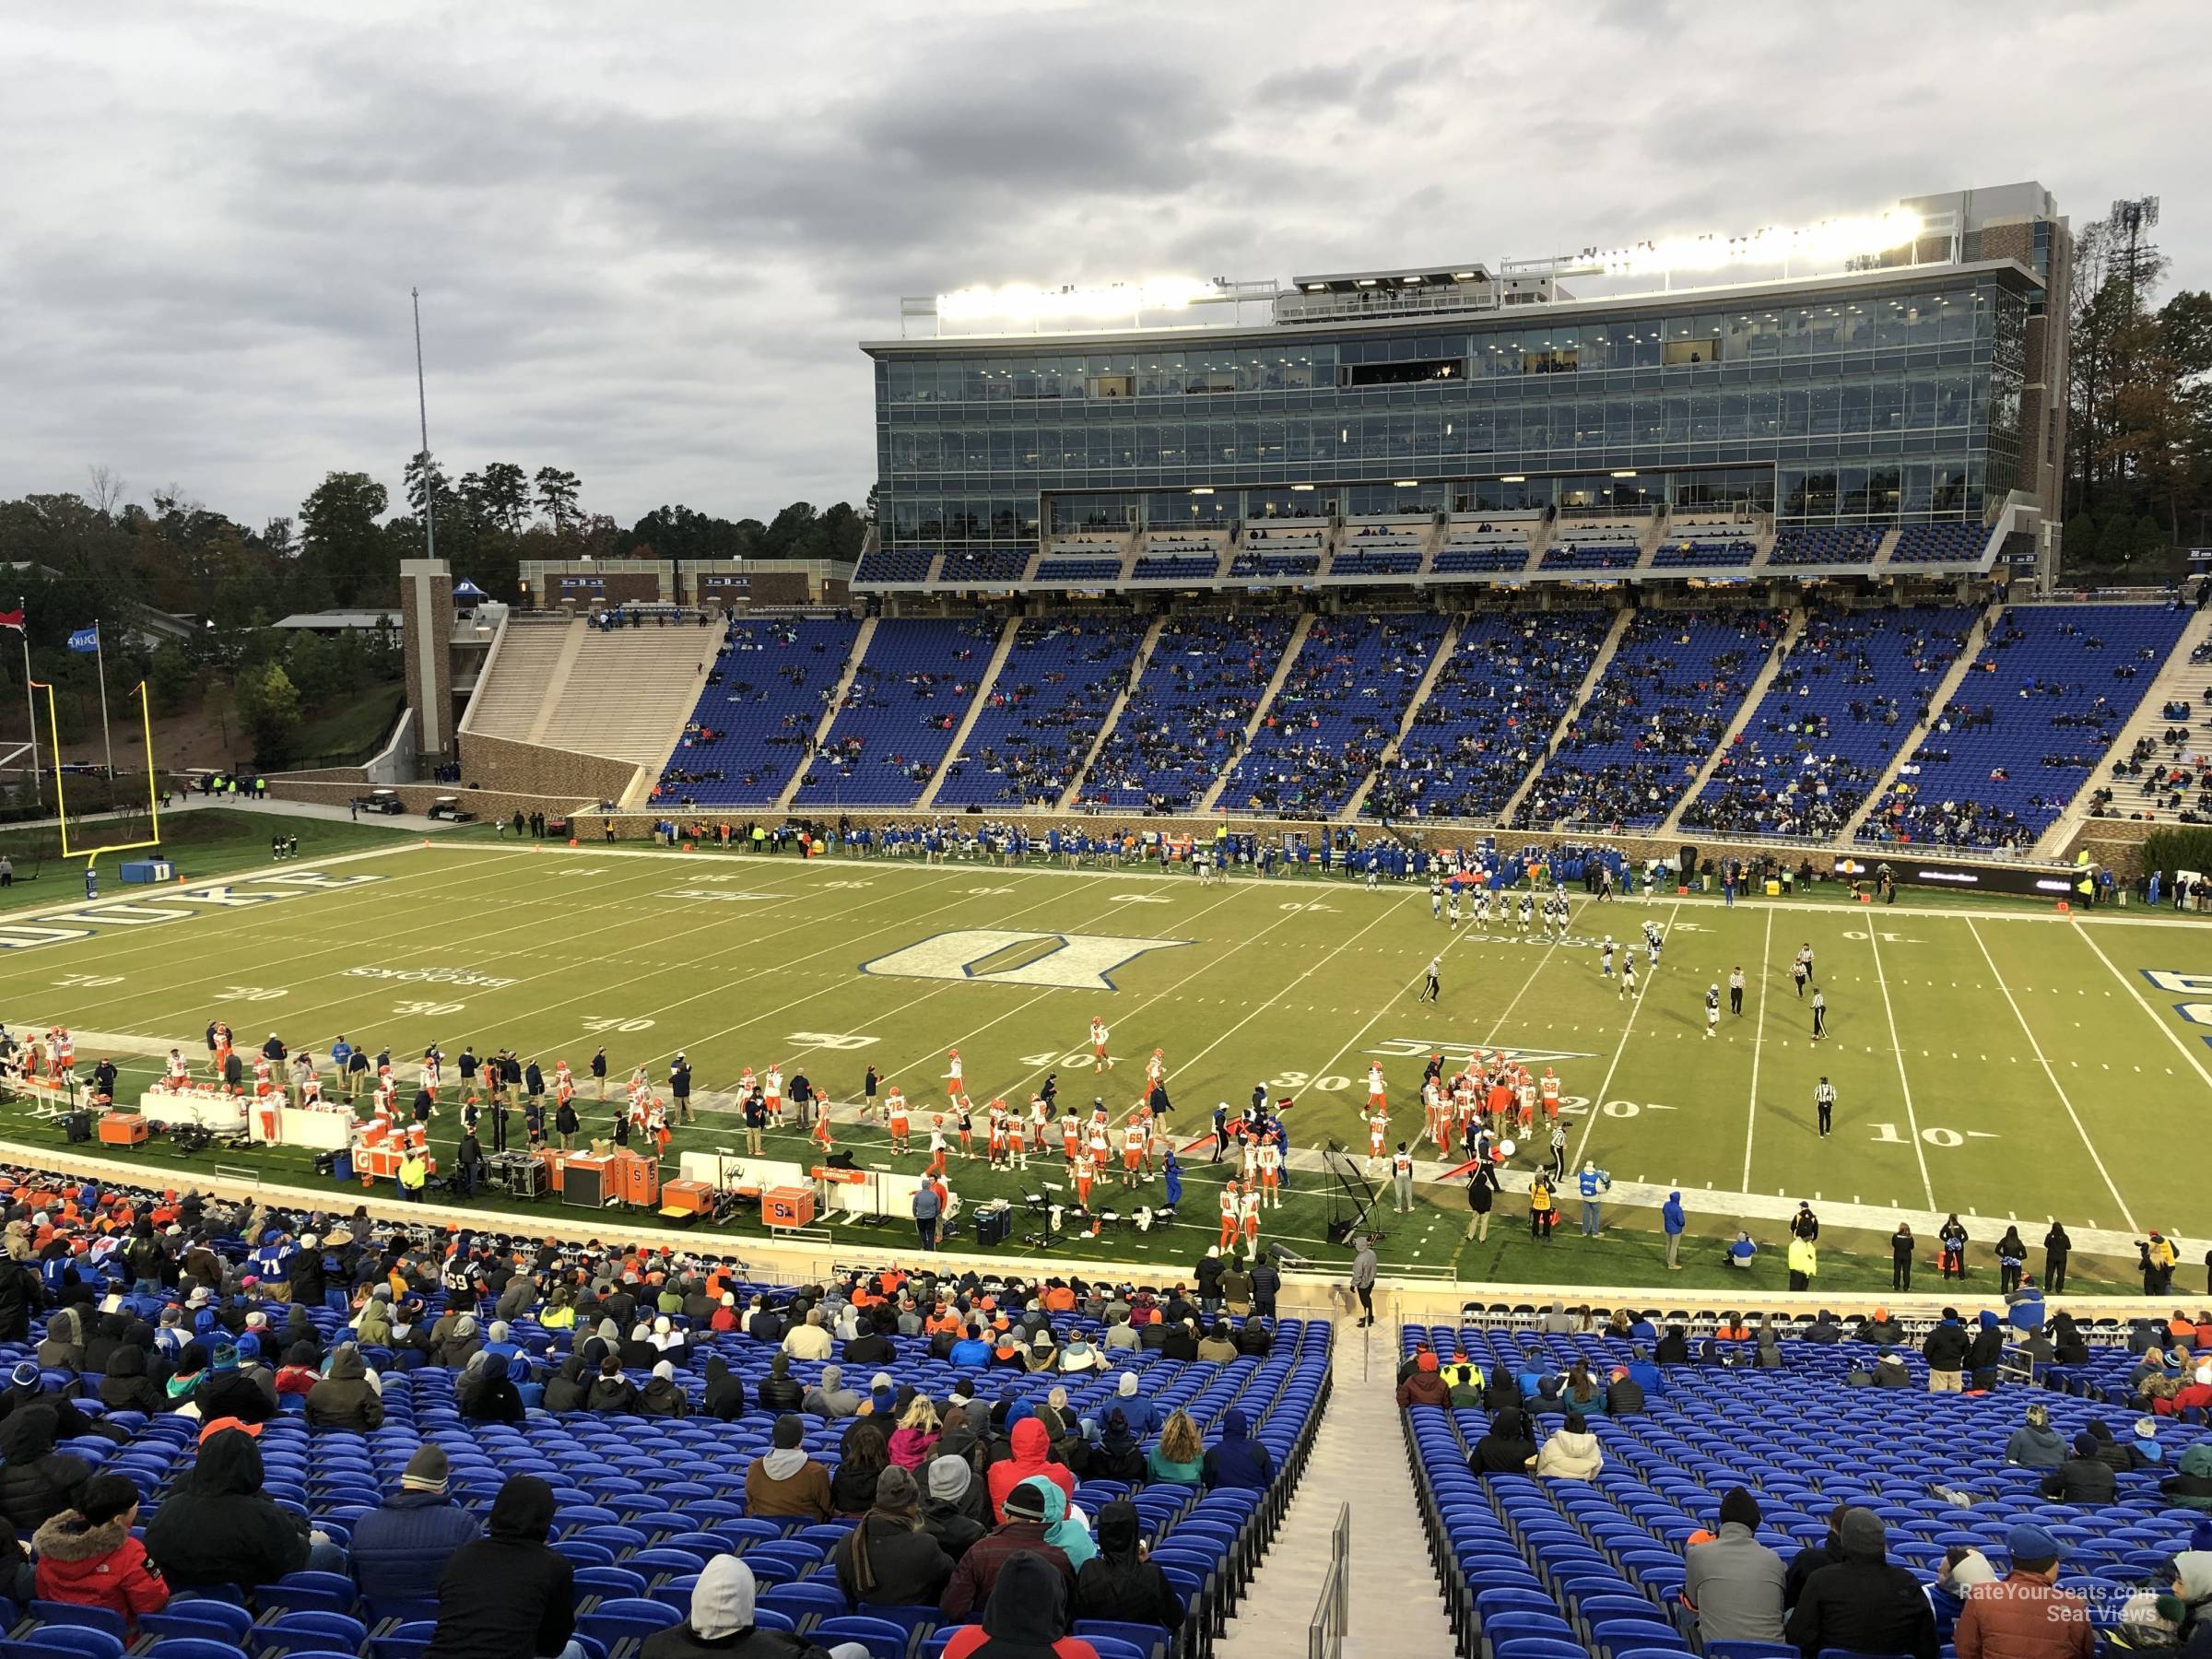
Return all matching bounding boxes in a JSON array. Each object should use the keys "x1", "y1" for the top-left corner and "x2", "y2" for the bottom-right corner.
[{"x1": 932, "y1": 1113, "x2": 944, "y2": 1125}]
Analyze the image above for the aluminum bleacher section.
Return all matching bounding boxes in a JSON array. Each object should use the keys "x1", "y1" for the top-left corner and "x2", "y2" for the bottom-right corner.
[
  {"x1": 654, "y1": 616, "x2": 861, "y2": 806},
  {"x1": 532, "y1": 624, "x2": 718, "y2": 766},
  {"x1": 1080, "y1": 613, "x2": 1299, "y2": 811},
  {"x1": 1370, "y1": 611, "x2": 1614, "y2": 822},
  {"x1": 1217, "y1": 613, "x2": 1451, "y2": 815},
  {"x1": 1678, "y1": 605, "x2": 1975, "y2": 839},
  {"x1": 1860, "y1": 603, "x2": 2191, "y2": 849},
  {"x1": 1513, "y1": 608, "x2": 1787, "y2": 829},
  {"x1": 935, "y1": 616, "x2": 1151, "y2": 807},
  {"x1": 792, "y1": 617, "x2": 1003, "y2": 806},
  {"x1": 461, "y1": 619, "x2": 570, "y2": 744}
]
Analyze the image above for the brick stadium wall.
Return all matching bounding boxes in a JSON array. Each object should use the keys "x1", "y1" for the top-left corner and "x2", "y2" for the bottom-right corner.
[
  {"x1": 452, "y1": 732, "x2": 642, "y2": 802},
  {"x1": 534, "y1": 571, "x2": 663, "y2": 611},
  {"x1": 2064, "y1": 818, "x2": 2154, "y2": 879},
  {"x1": 271, "y1": 764, "x2": 371, "y2": 784}
]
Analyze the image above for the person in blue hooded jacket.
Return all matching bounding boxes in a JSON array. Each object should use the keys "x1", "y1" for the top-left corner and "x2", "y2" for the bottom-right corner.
[
  {"x1": 1662, "y1": 1192, "x2": 1687, "y2": 1270},
  {"x1": 1201, "y1": 1408, "x2": 1273, "y2": 1491}
]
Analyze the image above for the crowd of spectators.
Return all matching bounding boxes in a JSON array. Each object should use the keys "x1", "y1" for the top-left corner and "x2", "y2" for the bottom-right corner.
[
  {"x1": 1082, "y1": 612, "x2": 1298, "y2": 811},
  {"x1": 1514, "y1": 608, "x2": 1787, "y2": 830},
  {"x1": 1368, "y1": 611, "x2": 1613, "y2": 821}
]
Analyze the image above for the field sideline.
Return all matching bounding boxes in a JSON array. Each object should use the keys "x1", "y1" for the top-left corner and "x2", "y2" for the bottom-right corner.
[{"x1": 0, "y1": 836, "x2": 2206, "y2": 1284}]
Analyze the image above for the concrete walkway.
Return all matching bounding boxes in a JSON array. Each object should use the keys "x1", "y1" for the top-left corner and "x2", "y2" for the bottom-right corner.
[
  {"x1": 1214, "y1": 1323, "x2": 1455, "y2": 1659},
  {"x1": 6, "y1": 794, "x2": 462, "y2": 835}
]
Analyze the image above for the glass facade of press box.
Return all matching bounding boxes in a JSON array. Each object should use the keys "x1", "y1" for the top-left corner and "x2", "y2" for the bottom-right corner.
[{"x1": 869, "y1": 269, "x2": 2028, "y2": 559}]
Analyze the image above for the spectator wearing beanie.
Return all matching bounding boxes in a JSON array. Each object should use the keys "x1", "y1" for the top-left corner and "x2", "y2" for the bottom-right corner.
[
  {"x1": 351, "y1": 1446, "x2": 483, "y2": 1611},
  {"x1": 833, "y1": 1465, "x2": 953, "y2": 1608},
  {"x1": 2040, "y1": 1432, "x2": 2119, "y2": 1505},
  {"x1": 1785, "y1": 1508, "x2": 1937, "y2": 1659},
  {"x1": 939, "y1": 1477, "x2": 1077, "y2": 1623},
  {"x1": 1394, "y1": 1350, "x2": 1449, "y2": 1408},
  {"x1": 1683, "y1": 1488, "x2": 1785, "y2": 1642},
  {"x1": 1953, "y1": 1524, "x2": 2092, "y2": 1659},
  {"x1": 32, "y1": 1471, "x2": 168, "y2": 1629},
  {"x1": 1112, "y1": 1371, "x2": 1161, "y2": 1438},
  {"x1": 746, "y1": 1415, "x2": 833, "y2": 1522},
  {"x1": 919, "y1": 1456, "x2": 985, "y2": 1562}
]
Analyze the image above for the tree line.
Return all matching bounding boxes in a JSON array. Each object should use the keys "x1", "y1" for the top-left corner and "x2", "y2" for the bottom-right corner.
[
  {"x1": 0, "y1": 460, "x2": 867, "y2": 771},
  {"x1": 2063, "y1": 199, "x2": 2212, "y2": 572}
]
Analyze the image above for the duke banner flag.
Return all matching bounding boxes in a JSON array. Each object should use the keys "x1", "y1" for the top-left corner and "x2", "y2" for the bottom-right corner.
[{"x1": 66, "y1": 627, "x2": 100, "y2": 653}]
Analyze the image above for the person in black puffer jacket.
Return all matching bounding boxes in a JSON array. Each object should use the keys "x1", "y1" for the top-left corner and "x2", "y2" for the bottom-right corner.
[
  {"x1": 756, "y1": 1353, "x2": 805, "y2": 1415},
  {"x1": 585, "y1": 1357, "x2": 640, "y2": 1414},
  {"x1": 1076, "y1": 1497, "x2": 1184, "y2": 1635},
  {"x1": 0, "y1": 1406, "x2": 88, "y2": 1533},
  {"x1": 143, "y1": 1425, "x2": 314, "y2": 1590},
  {"x1": 429, "y1": 1475, "x2": 575, "y2": 1659}
]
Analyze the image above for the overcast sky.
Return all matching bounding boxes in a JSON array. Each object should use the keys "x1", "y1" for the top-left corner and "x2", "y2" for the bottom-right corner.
[{"x1": 3, "y1": 0, "x2": 2204, "y2": 531}]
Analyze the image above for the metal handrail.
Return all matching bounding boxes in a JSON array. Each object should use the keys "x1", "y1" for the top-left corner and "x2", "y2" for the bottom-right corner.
[{"x1": 1307, "y1": 1502, "x2": 1353, "y2": 1659}]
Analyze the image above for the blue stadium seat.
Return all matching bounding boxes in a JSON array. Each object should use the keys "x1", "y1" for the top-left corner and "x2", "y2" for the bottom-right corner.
[{"x1": 811, "y1": 1618, "x2": 912, "y2": 1659}]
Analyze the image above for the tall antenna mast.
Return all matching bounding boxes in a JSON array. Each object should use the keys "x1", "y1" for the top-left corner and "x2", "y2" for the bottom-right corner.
[{"x1": 412, "y1": 286, "x2": 437, "y2": 560}]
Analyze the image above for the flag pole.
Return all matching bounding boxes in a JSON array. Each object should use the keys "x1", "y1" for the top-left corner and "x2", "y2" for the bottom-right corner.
[
  {"x1": 93, "y1": 619, "x2": 115, "y2": 787},
  {"x1": 18, "y1": 600, "x2": 39, "y2": 809}
]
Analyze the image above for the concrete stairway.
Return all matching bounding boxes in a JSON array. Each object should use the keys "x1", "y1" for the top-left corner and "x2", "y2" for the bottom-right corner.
[
  {"x1": 1210, "y1": 1325, "x2": 1454, "y2": 1659},
  {"x1": 1057, "y1": 615, "x2": 1166, "y2": 809},
  {"x1": 772, "y1": 616, "x2": 876, "y2": 811},
  {"x1": 1658, "y1": 606, "x2": 1807, "y2": 835},
  {"x1": 917, "y1": 615, "x2": 1024, "y2": 808},
  {"x1": 2033, "y1": 603, "x2": 2212, "y2": 856},
  {"x1": 1199, "y1": 612, "x2": 1314, "y2": 814},
  {"x1": 521, "y1": 626, "x2": 590, "y2": 746},
  {"x1": 1836, "y1": 602, "x2": 2001, "y2": 841},
  {"x1": 1491, "y1": 604, "x2": 1634, "y2": 826},
  {"x1": 1339, "y1": 615, "x2": 1463, "y2": 821}
]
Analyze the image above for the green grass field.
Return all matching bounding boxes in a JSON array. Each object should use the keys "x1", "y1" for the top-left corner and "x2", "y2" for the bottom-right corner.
[
  {"x1": 0, "y1": 810, "x2": 427, "y2": 912},
  {"x1": 0, "y1": 835, "x2": 2204, "y2": 1293}
]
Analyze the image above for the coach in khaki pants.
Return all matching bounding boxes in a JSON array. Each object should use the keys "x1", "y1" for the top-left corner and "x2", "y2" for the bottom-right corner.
[{"x1": 1923, "y1": 1309, "x2": 1970, "y2": 1391}]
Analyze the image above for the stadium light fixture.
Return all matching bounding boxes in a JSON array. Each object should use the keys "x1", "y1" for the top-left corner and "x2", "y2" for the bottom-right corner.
[
  {"x1": 1452, "y1": 271, "x2": 1477, "y2": 279},
  {"x1": 1500, "y1": 476, "x2": 1526, "y2": 484},
  {"x1": 1190, "y1": 487, "x2": 1214, "y2": 495},
  {"x1": 1592, "y1": 206, "x2": 1924, "y2": 278},
  {"x1": 1610, "y1": 470, "x2": 1638, "y2": 479},
  {"x1": 1290, "y1": 484, "x2": 1314, "y2": 491},
  {"x1": 1394, "y1": 480, "x2": 1420, "y2": 488},
  {"x1": 935, "y1": 277, "x2": 1215, "y2": 324}
]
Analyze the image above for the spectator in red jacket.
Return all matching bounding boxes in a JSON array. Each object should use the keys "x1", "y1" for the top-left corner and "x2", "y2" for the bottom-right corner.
[
  {"x1": 983, "y1": 1418, "x2": 1075, "y2": 1522},
  {"x1": 33, "y1": 1473, "x2": 169, "y2": 1630}
]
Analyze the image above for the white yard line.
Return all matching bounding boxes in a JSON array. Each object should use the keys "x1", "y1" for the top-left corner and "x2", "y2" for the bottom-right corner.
[
  {"x1": 2070, "y1": 918, "x2": 2212, "y2": 1093},
  {"x1": 1864, "y1": 924, "x2": 1936, "y2": 1207},
  {"x1": 1569, "y1": 901, "x2": 1682, "y2": 1170},
  {"x1": 1965, "y1": 918, "x2": 2136, "y2": 1232},
  {"x1": 1741, "y1": 905, "x2": 1774, "y2": 1190}
]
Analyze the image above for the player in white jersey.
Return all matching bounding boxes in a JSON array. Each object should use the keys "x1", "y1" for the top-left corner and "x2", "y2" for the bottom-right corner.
[
  {"x1": 944, "y1": 1049, "x2": 962, "y2": 1095},
  {"x1": 1146, "y1": 1048, "x2": 1165, "y2": 1088},
  {"x1": 1470, "y1": 888, "x2": 1488, "y2": 926},
  {"x1": 1599, "y1": 935, "x2": 1617, "y2": 977},
  {"x1": 1517, "y1": 892, "x2": 1535, "y2": 932},
  {"x1": 1089, "y1": 1018, "x2": 1112, "y2": 1071},
  {"x1": 1704, "y1": 983, "x2": 1721, "y2": 1037},
  {"x1": 1255, "y1": 1135, "x2": 1282, "y2": 1207},
  {"x1": 1430, "y1": 880, "x2": 1443, "y2": 920},
  {"x1": 165, "y1": 1049, "x2": 190, "y2": 1088},
  {"x1": 1619, "y1": 955, "x2": 1638, "y2": 1000},
  {"x1": 1446, "y1": 890, "x2": 1462, "y2": 927},
  {"x1": 1642, "y1": 920, "x2": 1664, "y2": 967}
]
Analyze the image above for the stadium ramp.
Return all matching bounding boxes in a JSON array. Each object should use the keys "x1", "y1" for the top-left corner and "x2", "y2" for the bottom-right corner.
[
  {"x1": 1197, "y1": 612, "x2": 1313, "y2": 814},
  {"x1": 916, "y1": 615, "x2": 1024, "y2": 808},
  {"x1": 1339, "y1": 615, "x2": 1462, "y2": 821},
  {"x1": 772, "y1": 616, "x2": 877, "y2": 810},
  {"x1": 1837, "y1": 602, "x2": 2001, "y2": 841},
  {"x1": 1658, "y1": 605, "x2": 1808, "y2": 836},
  {"x1": 1057, "y1": 614, "x2": 1166, "y2": 809},
  {"x1": 1492, "y1": 604, "x2": 1632, "y2": 826}
]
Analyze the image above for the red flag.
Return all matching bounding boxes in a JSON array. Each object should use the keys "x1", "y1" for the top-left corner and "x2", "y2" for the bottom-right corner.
[{"x1": 0, "y1": 610, "x2": 22, "y2": 632}]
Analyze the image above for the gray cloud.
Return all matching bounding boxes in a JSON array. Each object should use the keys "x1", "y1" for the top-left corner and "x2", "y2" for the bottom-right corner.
[{"x1": 0, "y1": 0, "x2": 2206, "y2": 530}]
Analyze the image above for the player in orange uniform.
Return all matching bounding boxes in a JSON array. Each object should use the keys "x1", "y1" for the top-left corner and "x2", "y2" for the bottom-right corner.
[
  {"x1": 886, "y1": 1088, "x2": 911, "y2": 1155},
  {"x1": 1218, "y1": 1178, "x2": 1241, "y2": 1249}
]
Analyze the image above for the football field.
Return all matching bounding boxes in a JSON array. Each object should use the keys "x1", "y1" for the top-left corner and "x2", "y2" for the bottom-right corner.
[{"x1": 0, "y1": 834, "x2": 2205, "y2": 1288}]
